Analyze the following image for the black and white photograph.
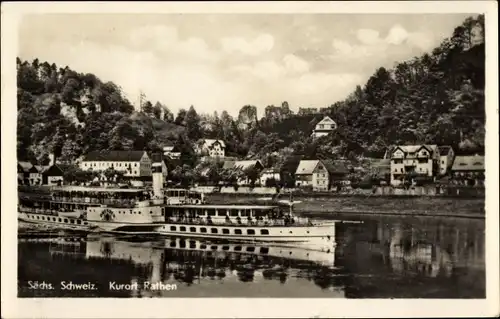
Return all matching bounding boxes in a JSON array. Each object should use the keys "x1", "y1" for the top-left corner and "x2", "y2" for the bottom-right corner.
[{"x1": 1, "y1": 1, "x2": 498, "y2": 318}]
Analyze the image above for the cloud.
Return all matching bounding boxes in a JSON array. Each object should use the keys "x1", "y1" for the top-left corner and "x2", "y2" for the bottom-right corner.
[
  {"x1": 357, "y1": 28, "x2": 381, "y2": 45},
  {"x1": 220, "y1": 33, "x2": 274, "y2": 56},
  {"x1": 406, "y1": 32, "x2": 436, "y2": 51},
  {"x1": 332, "y1": 39, "x2": 353, "y2": 55},
  {"x1": 283, "y1": 54, "x2": 310, "y2": 74},
  {"x1": 129, "y1": 25, "x2": 218, "y2": 62},
  {"x1": 385, "y1": 25, "x2": 409, "y2": 45}
]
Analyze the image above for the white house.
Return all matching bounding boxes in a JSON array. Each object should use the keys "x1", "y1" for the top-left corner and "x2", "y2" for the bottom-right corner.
[
  {"x1": 163, "y1": 143, "x2": 181, "y2": 159},
  {"x1": 312, "y1": 116, "x2": 337, "y2": 138},
  {"x1": 390, "y1": 145, "x2": 440, "y2": 186},
  {"x1": 80, "y1": 151, "x2": 152, "y2": 177},
  {"x1": 295, "y1": 160, "x2": 329, "y2": 191},
  {"x1": 223, "y1": 160, "x2": 264, "y2": 185},
  {"x1": 196, "y1": 139, "x2": 226, "y2": 158},
  {"x1": 260, "y1": 168, "x2": 281, "y2": 186}
]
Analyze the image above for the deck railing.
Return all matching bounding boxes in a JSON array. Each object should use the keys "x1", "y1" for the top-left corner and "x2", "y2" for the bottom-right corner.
[{"x1": 164, "y1": 216, "x2": 313, "y2": 227}]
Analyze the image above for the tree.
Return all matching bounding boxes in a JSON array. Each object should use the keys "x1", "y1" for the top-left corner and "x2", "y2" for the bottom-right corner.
[
  {"x1": 175, "y1": 108, "x2": 187, "y2": 126},
  {"x1": 153, "y1": 102, "x2": 163, "y2": 119},
  {"x1": 185, "y1": 105, "x2": 202, "y2": 141},
  {"x1": 142, "y1": 100, "x2": 153, "y2": 115}
]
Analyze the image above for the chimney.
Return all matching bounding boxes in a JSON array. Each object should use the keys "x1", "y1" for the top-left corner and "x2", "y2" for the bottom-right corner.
[
  {"x1": 151, "y1": 152, "x2": 164, "y2": 199},
  {"x1": 49, "y1": 153, "x2": 55, "y2": 166}
]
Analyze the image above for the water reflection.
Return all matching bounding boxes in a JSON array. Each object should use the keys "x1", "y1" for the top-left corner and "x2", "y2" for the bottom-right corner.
[
  {"x1": 18, "y1": 234, "x2": 342, "y2": 297},
  {"x1": 18, "y1": 216, "x2": 485, "y2": 298},
  {"x1": 336, "y1": 217, "x2": 485, "y2": 298}
]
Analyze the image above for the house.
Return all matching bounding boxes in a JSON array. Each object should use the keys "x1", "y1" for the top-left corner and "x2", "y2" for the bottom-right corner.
[
  {"x1": 260, "y1": 168, "x2": 281, "y2": 186},
  {"x1": 80, "y1": 151, "x2": 152, "y2": 177},
  {"x1": 370, "y1": 159, "x2": 391, "y2": 184},
  {"x1": 42, "y1": 164, "x2": 64, "y2": 186},
  {"x1": 223, "y1": 160, "x2": 264, "y2": 185},
  {"x1": 295, "y1": 160, "x2": 329, "y2": 191},
  {"x1": 390, "y1": 144, "x2": 440, "y2": 186},
  {"x1": 451, "y1": 155, "x2": 485, "y2": 186},
  {"x1": 438, "y1": 146, "x2": 455, "y2": 175},
  {"x1": 18, "y1": 161, "x2": 42, "y2": 185},
  {"x1": 195, "y1": 139, "x2": 226, "y2": 158},
  {"x1": 311, "y1": 116, "x2": 337, "y2": 138},
  {"x1": 163, "y1": 142, "x2": 181, "y2": 159},
  {"x1": 323, "y1": 160, "x2": 350, "y2": 187}
]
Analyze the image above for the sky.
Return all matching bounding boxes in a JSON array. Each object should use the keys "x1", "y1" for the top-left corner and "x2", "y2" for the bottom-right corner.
[{"x1": 18, "y1": 13, "x2": 472, "y2": 116}]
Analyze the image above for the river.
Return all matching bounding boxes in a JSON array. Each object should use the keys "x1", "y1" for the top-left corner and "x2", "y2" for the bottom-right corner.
[{"x1": 17, "y1": 215, "x2": 485, "y2": 298}]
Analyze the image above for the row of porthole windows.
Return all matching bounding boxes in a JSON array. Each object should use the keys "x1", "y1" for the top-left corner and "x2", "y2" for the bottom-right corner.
[
  {"x1": 168, "y1": 240, "x2": 270, "y2": 254},
  {"x1": 27, "y1": 215, "x2": 88, "y2": 225},
  {"x1": 168, "y1": 225, "x2": 269, "y2": 235}
]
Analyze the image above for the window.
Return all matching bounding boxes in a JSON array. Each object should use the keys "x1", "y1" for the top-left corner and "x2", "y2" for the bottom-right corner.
[
  {"x1": 234, "y1": 246, "x2": 242, "y2": 251},
  {"x1": 260, "y1": 247, "x2": 269, "y2": 254},
  {"x1": 200, "y1": 244, "x2": 207, "y2": 249},
  {"x1": 247, "y1": 229, "x2": 255, "y2": 235},
  {"x1": 58, "y1": 218, "x2": 62, "y2": 222},
  {"x1": 200, "y1": 227, "x2": 207, "y2": 233},
  {"x1": 211, "y1": 228, "x2": 218, "y2": 234},
  {"x1": 222, "y1": 229, "x2": 230, "y2": 234},
  {"x1": 211, "y1": 245, "x2": 218, "y2": 250},
  {"x1": 234, "y1": 229, "x2": 242, "y2": 235},
  {"x1": 179, "y1": 240, "x2": 186, "y2": 248},
  {"x1": 400, "y1": 168, "x2": 403, "y2": 173},
  {"x1": 442, "y1": 160, "x2": 445, "y2": 164},
  {"x1": 170, "y1": 226, "x2": 177, "y2": 231},
  {"x1": 230, "y1": 209, "x2": 239, "y2": 217},
  {"x1": 189, "y1": 241, "x2": 196, "y2": 248},
  {"x1": 64, "y1": 219, "x2": 68, "y2": 223},
  {"x1": 260, "y1": 229, "x2": 269, "y2": 235},
  {"x1": 180, "y1": 226, "x2": 186, "y2": 232},
  {"x1": 207, "y1": 209, "x2": 216, "y2": 216},
  {"x1": 246, "y1": 247, "x2": 255, "y2": 252},
  {"x1": 77, "y1": 220, "x2": 82, "y2": 225},
  {"x1": 190, "y1": 227, "x2": 196, "y2": 232}
]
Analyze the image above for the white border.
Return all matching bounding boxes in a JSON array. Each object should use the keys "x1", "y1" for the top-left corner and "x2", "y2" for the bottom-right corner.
[{"x1": 1, "y1": 2, "x2": 499, "y2": 318}]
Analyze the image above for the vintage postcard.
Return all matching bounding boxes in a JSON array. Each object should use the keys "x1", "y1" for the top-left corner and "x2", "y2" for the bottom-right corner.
[{"x1": 1, "y1": 1, "x2": 499, "y2": 318}]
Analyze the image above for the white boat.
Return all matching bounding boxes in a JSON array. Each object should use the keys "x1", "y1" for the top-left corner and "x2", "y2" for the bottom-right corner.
[{"x1": 17, "y1": 155, "x2": 336, "y2": 249}]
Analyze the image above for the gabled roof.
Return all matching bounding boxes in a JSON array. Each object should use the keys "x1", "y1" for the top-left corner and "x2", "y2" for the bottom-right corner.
[
  {"x1": 452, "y1": 156, "x2": 485, "y2": 171},
  {"x1": 295, "y1": 160, "x2": 320, "y2": 175},
  {"x1": 82, "y1": 151, "x2": 147, "y2": 162},
  {"x1": 42, "y1": 164, "x2": 65, "y2": 176},
  {"x1": 35, "y1": 165, "x2": 48, "y2": 173},
  {"x1": 203, "y1": 139, "x2": 226, "y2": 148},
  {"x1": 163, "y1": 157, "x2": 182, "y2": 172},
  {"x1": 18, "y1": 161, "x2": 33, "y2": 172},
  {"x1": 322, "y1": 160, "x2": 349, "y2": 174},
  {"x1": 392, "y1": 144, "x2": 438, "y2": 157},
  {"x1": 438, "y1": 145, "x2": 453, "y2": 155},
  {"x1": 316, "y1": 116, "x2": 335, "y2": 125},
  {"x1": 234, "y1": 160, "x2": 263, "y2": 171}
]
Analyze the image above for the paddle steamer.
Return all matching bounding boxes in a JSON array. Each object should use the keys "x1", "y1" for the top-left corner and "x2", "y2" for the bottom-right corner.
[{"x1": 18, "y1": 154, "x2": 336, "y2": 249}]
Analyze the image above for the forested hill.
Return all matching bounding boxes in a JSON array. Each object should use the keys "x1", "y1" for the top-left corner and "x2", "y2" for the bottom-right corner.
[
  {"x1": 17, "y1": 15, "x2": 485, "y2": 165},
  {"x1": 16, "y1": 59, "x2": 185, "y2": 164}
]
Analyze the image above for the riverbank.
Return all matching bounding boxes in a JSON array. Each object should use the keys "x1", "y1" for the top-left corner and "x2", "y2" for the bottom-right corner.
[{"x1": 206, "y1": 194, "x2": 485, "y2": 219}]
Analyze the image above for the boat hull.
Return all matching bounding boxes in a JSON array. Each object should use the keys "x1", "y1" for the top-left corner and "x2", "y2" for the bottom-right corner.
[{"x1": 18, "y1": 212, "x2": 92, "y2": 231}]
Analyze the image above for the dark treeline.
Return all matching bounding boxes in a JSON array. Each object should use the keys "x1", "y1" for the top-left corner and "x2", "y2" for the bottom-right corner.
[{"x1": 17, "y1": 15, "x2": 485, "y2": 167}]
